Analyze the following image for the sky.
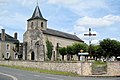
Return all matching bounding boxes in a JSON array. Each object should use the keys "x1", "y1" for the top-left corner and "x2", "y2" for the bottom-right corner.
[{"x1": 0, "y1": 0, "x2": 120, "y2": 44}]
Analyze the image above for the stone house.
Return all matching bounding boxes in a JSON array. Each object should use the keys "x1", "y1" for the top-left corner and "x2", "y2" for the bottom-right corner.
[
  {"x1": 23, "y1": 5, "x2": 84, "y2": 61},
  {"x1": 0, "y1": 29, "x2": 19, "y2": 60}
]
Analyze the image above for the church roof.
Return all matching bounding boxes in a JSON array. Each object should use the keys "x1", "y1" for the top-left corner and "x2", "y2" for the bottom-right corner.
[
  {"x1": 0, "y1": 33, "x2": 19, "y2": 43},
  {"x1": 43, "y1": 28, "x2": 84, "y2": 42},
  {"x1": 27, "y1": 5, "x2": 47, "y2": 21}
]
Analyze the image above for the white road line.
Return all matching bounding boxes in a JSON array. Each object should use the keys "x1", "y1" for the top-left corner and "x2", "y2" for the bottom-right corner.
[
  {"x1": 45, "y1": 77, "x2": 63, "y2": 80},
  {"x1": 34, "y1": 75, "x2": 63, "y2": 80},
  {"x1": 0, "y1": 72, "x2": 18, "y2": 80},
  {"x1": 34, "y1": 75, "x2": 41, "y2": 77}
]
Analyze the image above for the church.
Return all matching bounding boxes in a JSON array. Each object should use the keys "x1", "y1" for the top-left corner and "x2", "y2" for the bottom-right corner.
[{"x1": 23, "y1": 4, "x2": 84, "y2": 61}]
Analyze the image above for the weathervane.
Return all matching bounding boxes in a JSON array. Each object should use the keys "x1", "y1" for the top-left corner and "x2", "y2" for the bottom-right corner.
[{"x1": 84, "y1": 28, "x2": 96, "y2": 57}]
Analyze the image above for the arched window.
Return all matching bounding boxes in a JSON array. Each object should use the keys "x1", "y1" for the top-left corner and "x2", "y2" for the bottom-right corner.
[
  {"x1": 14, "y1": 53, "x2": 18, "y2": 59},
  {"x1": 31, "y1": 22, "x2": 33, "y2": 29},
  {"x1": 41, "y1": 22, "x2": 43, "y2": 28}
]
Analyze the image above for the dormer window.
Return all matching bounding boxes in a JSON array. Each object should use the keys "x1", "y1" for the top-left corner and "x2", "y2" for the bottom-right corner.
[{"x1": 41, "y1": 22, "x2": 43, "y2": 28}]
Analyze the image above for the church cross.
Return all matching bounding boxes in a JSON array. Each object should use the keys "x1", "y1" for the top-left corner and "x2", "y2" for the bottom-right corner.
[
  {"x1": 84, "y1": 28, "x2": 96, "y2": 44},
  {"x1": 84, "y1": 28, "x2": 96, "y2": 37},
  {"x1": 84, "y1": 28, "x2": 96, "y2": 58}
]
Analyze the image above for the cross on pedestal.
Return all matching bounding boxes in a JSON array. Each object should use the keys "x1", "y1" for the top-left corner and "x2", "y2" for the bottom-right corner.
[{"x1": 84, "y1": 28, "x2": 96, "y2": 58}]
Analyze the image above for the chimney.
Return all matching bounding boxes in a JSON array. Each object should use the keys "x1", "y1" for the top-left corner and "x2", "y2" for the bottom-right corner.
[
  {"x1": 1, "y1": 29, "x2": 5, "y2": 41},
  {"x1": 14, "y1": 32, "x2": 17, "y2": 39}
]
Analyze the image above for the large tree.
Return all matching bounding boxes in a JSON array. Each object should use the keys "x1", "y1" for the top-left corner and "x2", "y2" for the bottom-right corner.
[
  {"x1": 72, "y1": 43, "x2": 88, "y2": 60},
  {"x1": 59, "y1": 47, "x2": 67, "y2": 60},
  {"x1": 100, "y1": 38, "x2": 120, "y2": 59},
  {"x1": 72, "y1": 43, "x2": 88, "y2": 55}
]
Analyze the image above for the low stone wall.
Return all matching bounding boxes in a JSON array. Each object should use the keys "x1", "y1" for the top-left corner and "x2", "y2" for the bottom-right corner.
[
  {"x1": 0, "y1": 61, "x2": 119, "y2": 76},
  {"x1": 0, "y1": 61, "x2": 92, "y2": 76},
  {"x1": 107, "y1": 62, "x2": 120, "y2": 76}
]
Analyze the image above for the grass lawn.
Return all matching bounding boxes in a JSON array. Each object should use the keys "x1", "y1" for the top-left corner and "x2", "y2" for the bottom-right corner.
[
  {"x1": 0, "y1": 64, "x2": 79, "y2": 77},
  {"x1": 93, "y1": 61, "x2": 107, "y2": 67}
]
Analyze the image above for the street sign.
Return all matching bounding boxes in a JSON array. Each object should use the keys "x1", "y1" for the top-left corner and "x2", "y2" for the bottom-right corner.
[{"x1": 78, "y1": 52, "x2": 89, "y2": 55}]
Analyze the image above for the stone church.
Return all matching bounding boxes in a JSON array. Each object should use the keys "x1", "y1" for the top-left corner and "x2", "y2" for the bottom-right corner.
[{"x1": 23, "y1": 5, "x2": 84, "y2": 61}]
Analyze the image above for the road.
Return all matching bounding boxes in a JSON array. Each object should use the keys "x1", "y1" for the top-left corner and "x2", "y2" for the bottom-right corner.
[{"x1": 0, "y1": 66, "x2": 119, "y2": 80}]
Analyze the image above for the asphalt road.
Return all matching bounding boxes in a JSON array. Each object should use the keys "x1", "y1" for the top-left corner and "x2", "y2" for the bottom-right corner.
[
  {"x1": 0, "y1": 74, "x2": 13, "y2": 80},
  {"x1": 0, "y1": 66, "x2": 119, "y2": 80}
]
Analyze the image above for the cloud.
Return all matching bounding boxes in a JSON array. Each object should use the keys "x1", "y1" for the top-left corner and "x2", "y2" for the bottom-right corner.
[
  {"x1": 77, "y1": 31, "x2": 98, "y2": 45},
  {"x1": 74, "y1": 15, "x2": 120, "y2": 32},
  {"x1": 0, "y1": 0, "x2": 9, "y2": 5},
  {"x1": 0, "y1": 12, "x2": 27, "y2": 30},
  {"x1": 48, "y1": 0, "x2": 109, "y2": 16},
  {"x1": 16, "y1": 0, "x2": 46, "y2": 8},
  {"x1": 0, "y1": 26, "x2": 4, "y2": 29}
]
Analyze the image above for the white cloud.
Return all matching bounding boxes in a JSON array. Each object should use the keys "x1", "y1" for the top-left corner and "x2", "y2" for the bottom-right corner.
[
  {"x1": 0, "y1": 0, "x2": 9, "y2": 5},
  {"x1": 48, "y1": 0, "x2": 108, "y2": 16},
  {"x1": 16, "y1": 0, "x2": 46, "y2": 8},
  {"x1": 77, "y1": 31, "x2": 98, "y2": 45},
  {"x1": 74, "y1": 15, "x2": 120, "y2": 32},
  {"x1": 0, "y1": 26, "x2": 4, "y2": 29},
  {"x1": 91, "y1": 40, "x2": 99, "y2": 45},
  {"x1": 16, "y1": 0, "x2": 36, "y2": 8}
]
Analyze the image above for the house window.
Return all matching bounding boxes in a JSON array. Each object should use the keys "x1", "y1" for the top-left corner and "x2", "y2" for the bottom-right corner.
[
  {"x1": 6, "y1": 44, "x2": 10, "y2": 50},
  {"x1": 6, "y1": 52, "x2": 10, "y2": 59},
  {"x1": 41, "y1": 22, "x2": 43, "y2": 28}
]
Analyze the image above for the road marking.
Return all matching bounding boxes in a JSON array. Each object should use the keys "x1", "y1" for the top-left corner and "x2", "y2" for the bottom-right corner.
[
  {"x1": 0, "y1": 72, "x2": 18, "y2": 80},
  {"x1": 34, "y1": 75, "x2": 63, "y2": 80},
  {"x1": 45, "y1": 77, "x2": 63, "y2": 80},
  {"x1": 34, "y1": 75, "x2": 41, "y2": 77}
]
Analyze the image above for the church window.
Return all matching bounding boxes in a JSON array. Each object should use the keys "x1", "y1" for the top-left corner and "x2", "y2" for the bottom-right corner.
[
  {"x1": 14, "y1": 53, "x2": 18, "y2": 59},
  {"x1": 31, "y1": 22, "x2": 33, "y2": 29},
  {"x1": 41, "y1": 22, "x2": 43, "y2": 28}
]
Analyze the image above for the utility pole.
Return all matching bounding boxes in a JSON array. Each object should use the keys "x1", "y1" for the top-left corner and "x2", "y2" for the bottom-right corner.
[{"x1": 84, "y1": 28, "x2": 96, "y2": 58}]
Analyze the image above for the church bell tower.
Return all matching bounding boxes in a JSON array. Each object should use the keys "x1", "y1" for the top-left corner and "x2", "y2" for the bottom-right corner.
[
  {"x1": 27, "y1": 4, "x2": 47, "y2": 30},
  {"x1": 23, "y1": 4, "x2": 47, "y2": 61}
]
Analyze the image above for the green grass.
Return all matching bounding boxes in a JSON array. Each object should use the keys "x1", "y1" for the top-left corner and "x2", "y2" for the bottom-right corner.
[
  {"x1": 92, "y1": 61, "x2": 107, "y2": 67},
  {"x1": 0, "y1": 64, "x2": 79, "y2": 77}
]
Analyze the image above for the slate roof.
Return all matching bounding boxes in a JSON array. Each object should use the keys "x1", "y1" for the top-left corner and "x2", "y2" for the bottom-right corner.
[
  {"x1": 0, "y1": 33, "x2": 19, "y2": 43},
  {"x1": 27, "y1": 5, "x2": 47, "y2": 21},
  {"x1": 43, "y1": 28, "x2": 84, "y2": 42}
]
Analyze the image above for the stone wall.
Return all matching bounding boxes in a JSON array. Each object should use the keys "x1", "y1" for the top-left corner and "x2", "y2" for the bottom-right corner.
[
  {"x1": 0, "y1": 61, "x2": 119, "y2": 76},
  {"x1": 107, "y1": 62, "x2": 120, "y2": 76},
  {"x1": 0, "y1": 61, "x2": 92, "y2": 76}
]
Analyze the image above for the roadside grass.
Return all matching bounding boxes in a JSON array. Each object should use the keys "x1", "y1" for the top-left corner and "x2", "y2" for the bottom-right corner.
[{"x1": 0, "y1": 64, "x2": 79, "y2": 77}]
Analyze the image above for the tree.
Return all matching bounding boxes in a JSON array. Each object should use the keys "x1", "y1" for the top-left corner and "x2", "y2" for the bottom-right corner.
[
  {"x1": 100, "y1": 38, "x2": 120, "y2": 60},
  {"x1": 66, "y1": 46, "x2": 74, "y2": 60},
  {"x1": 94, "y1": 45, "x2": 105, "y2": 60},
  {"x1": 72, "y1": 43, "x2": 88, "y2": 60},
  {"x1": 46, "y1": 39, "x2": 53, "y2": 60},
  {"x1": 59, "y1": 47, "x2": 67, "y2": 60},
  {"x1": 72, "y1": 43, "x2": 88, "y2": 55}
]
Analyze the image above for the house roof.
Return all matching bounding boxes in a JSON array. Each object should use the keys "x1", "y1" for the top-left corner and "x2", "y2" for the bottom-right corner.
[
  {"x1": 0, "y1": 33, "x2": 19, "y2": 43},
  {"x1": 27, "y1": 5, "x2": 47, "y2": 21},
  {"x1": 43, "y1": 28, "x2": 84, "y2": 42}
]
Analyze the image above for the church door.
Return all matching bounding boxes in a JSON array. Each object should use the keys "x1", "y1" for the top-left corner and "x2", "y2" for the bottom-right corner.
[{"x1": 31, "y1": 52, "x2": 35, "y2": 60}]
